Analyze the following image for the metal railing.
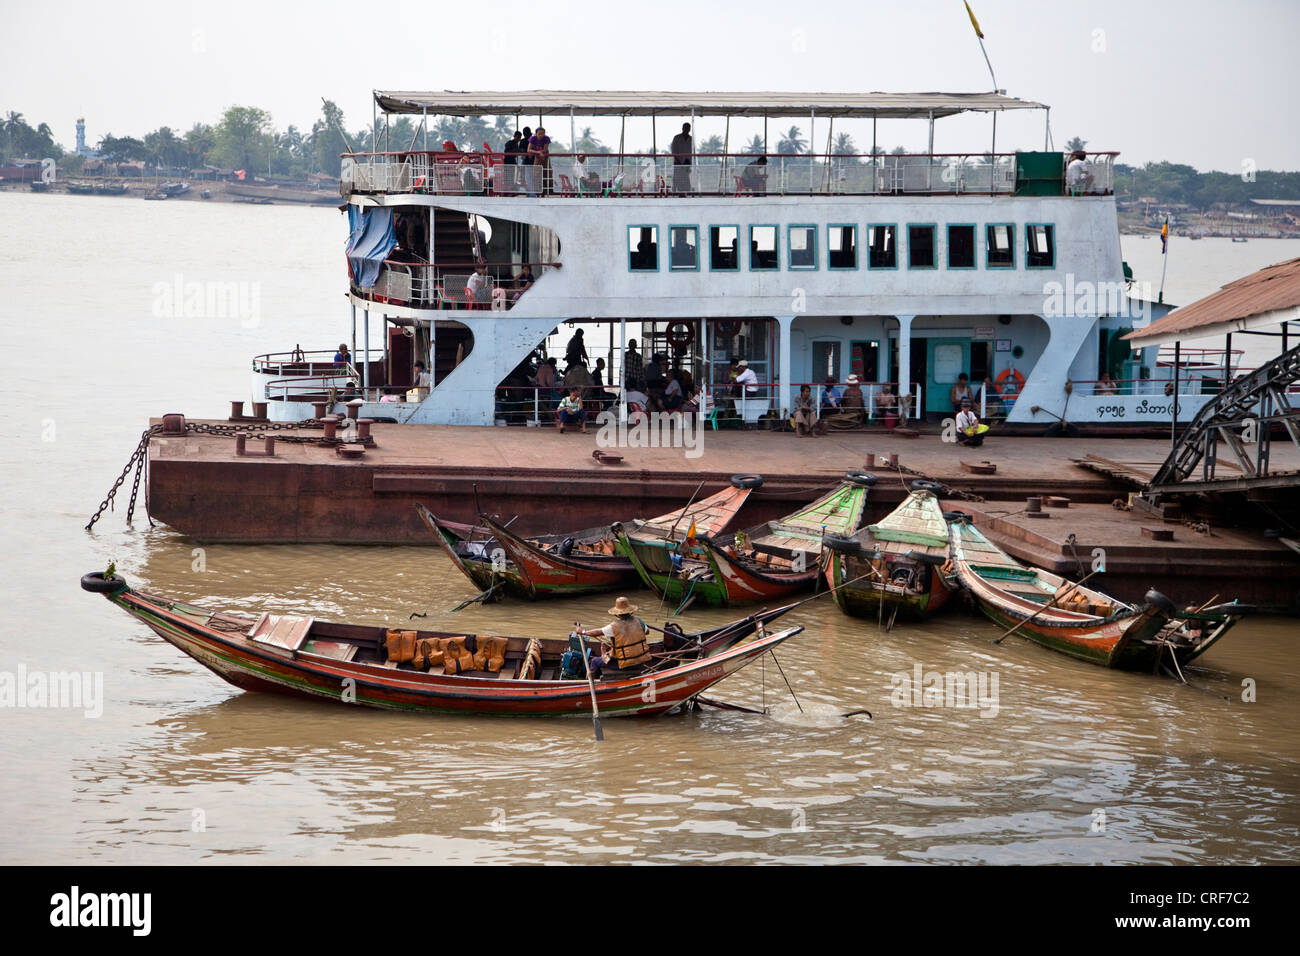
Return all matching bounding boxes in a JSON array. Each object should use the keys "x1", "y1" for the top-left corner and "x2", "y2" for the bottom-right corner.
[
  {"x1": 252, "y1": 349, "x2": 358, "y2": 378},
  {"x1": 785, "y1": 382, "x2": 924, "y2": 421},
  {"x1": 342, "y1": 151, "x2": 1118, "y2": 199},
  {"x1": 351, "y1": 259, "x2": 556, "y2": 310}
]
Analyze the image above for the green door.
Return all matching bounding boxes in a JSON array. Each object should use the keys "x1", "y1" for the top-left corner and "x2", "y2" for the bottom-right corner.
[{"x1": 926, "y1": 338, "x2": 970, "y2": 415}]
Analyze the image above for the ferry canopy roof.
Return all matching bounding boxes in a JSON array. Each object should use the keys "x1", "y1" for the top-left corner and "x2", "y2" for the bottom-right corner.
[
  {"x1": 374, "y1": 90, "x2": 1046, "y2": 119},
  {"x1": 1125, "y1": 257, "x2": 1300, "y2": 348}
]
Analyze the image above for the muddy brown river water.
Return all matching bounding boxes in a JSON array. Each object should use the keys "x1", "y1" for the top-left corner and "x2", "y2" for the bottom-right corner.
[{"x1": 2, "y1": 193, "x2": 1297, "y2": 864}]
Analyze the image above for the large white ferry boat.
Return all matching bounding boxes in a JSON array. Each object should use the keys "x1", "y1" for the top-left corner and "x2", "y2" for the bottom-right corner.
[{"x1": 251, "y1": 89, "x2": 1231, "y2": 430}]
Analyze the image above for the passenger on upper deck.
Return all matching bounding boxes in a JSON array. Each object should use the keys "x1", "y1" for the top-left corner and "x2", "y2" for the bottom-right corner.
[
  {"x1": 742, "y1": 155, "x2": 768, "y2": 195},
  {"x1": 1095, "y1": 371, "x2": 1119, "y2": 395},
  {"x1": 503, "y1": 131, "x2": 524, "y2": 193},
  {"x1": 671, "y1": 123, "x2": 693, "y2": 193},
  {"x1": 334, "y1": 343, "x2": 351, "y2": 366},
  {"x1": 466, "y1": 262, "x2": 491, "y2": 306},
  {"x1": 573, "y1": 154, "x2": 602, "y2": 194},
  {"x1": 526, "y1": 127, "x2": 551, "y2": 197},
  {"x1": 511, "y1": 263, "x2": 534, "y2": 302},
  {"x1": 1066, "y1": 150, "x2": 1093, "y2": 193}
]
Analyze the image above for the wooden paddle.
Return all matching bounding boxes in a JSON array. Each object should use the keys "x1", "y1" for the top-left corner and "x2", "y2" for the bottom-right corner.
[
  {"x1": 993, "y1": 568, "x2": 1102, "y2": 645},
  {"x1": 573, "y1": 624, "x2": 604, "y2": 741}
]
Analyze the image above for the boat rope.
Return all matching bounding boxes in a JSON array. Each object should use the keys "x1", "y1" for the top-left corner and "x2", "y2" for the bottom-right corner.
[{"x1": 1065, "y1": 533, "x2": 1085, "y2": 578}]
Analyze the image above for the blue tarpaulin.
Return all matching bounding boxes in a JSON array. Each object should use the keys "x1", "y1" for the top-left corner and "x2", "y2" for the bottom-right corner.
[{"x1": 346, "y1": 206, "x2": 397, "y2": 288}]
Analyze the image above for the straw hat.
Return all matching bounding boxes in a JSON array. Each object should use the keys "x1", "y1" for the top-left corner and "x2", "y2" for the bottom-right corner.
[
  {"x1": 737, "y1": 359, "x2": 749, "y2": 367},
  {"x1": 608, "y1": 596, "x2": 638, "y2": 616},
  {"x1": 846, "y1": 374, "x2": 860, "y2": 385}
]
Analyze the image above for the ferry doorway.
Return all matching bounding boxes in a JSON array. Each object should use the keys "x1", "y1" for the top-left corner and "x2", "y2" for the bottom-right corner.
[{"x1": 924, "y1": 338, "x2": 970, "y2": 416}]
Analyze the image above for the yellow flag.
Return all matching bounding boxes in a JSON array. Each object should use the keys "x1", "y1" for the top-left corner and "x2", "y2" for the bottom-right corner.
[
  {"x1": 965, "y1": 1, "x2": 984, "y2": 39},
  {"x1": 687, "y1": 519, "x2": 697, "y2": 540}
]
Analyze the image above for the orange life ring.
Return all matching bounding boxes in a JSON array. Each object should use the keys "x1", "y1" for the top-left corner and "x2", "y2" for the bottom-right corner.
[
  {"x1": 667, "y1": 321, "x2": 696, "y2": 353},
  {"x1": 996, "y1": 367, "x2": 1025, "y2": 393}
]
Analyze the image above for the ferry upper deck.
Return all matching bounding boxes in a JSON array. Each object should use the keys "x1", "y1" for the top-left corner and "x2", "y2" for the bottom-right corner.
[{"x1": 273, "y1": 89, "x2": 1174, "y2": 429}]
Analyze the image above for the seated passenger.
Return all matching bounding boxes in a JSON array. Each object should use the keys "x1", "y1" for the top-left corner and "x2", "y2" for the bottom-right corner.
[
  {"x1": 511, "y1": 263, "x2": 535, "y2": 302},
  {"x1": 791, "y1": 384, "x2": 816, "y2": 436},
  {"x1": 556, "y1": 387, "x2": 587, "y2": 433},
  {"x1": 742, "y1": 155, "x2": 768, "y2": 194},
  {"x1": 822, "y1": 374, "x2": 867, "y2": 430}
]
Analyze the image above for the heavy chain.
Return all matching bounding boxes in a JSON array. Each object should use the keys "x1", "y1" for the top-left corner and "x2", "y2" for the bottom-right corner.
[
  {"x1": 895, "y1": 464, "x2": 986, "y2": 502},
  {"x1": 86, "y1": 425, "x2": 162, "y2": 531},
  {"x1": 87, "y1": 418, "x2": 331, "y2": 530}
]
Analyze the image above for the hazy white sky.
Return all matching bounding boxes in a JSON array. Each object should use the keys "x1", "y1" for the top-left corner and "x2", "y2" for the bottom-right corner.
[{"x1": 4, "y1": 0, "x2": 1296, "y2": 170}]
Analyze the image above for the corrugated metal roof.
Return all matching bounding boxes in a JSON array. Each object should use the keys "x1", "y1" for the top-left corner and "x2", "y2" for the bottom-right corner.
[
  {"x1": 1126, "y1": 257, "x2": 1300, "y2": 346},
  {"x1": 374, "y1": 90, "x2": 1046, "y2": 119}
]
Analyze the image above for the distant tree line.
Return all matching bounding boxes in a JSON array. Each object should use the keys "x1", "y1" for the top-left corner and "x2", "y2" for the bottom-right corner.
[{"x1": 7, "y1": 107, "x2": 1299, "y2": 206}]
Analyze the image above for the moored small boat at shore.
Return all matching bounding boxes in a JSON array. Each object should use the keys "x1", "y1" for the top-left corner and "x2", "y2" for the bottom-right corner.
[
  {"x1": 418, "y1": 477, "x2": 758, "y2": 601},
  {"x1": 948, "y1": 515, "x2": 1250, "y2": 673},
  {"x1": 79, "y1": 570, "x2": 802, "y2": 717},
  {"x1": 822, "y1": 481, "x2": 957, "y2": 625},
  {"x1": 617, "y1": 472, "x2": 876, "y2": 609}
]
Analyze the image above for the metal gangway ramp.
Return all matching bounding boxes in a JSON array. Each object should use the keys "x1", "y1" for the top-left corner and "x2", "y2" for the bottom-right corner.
[{"x1": 1146, "y1": 342, "x2": 1300, "y2": 498}]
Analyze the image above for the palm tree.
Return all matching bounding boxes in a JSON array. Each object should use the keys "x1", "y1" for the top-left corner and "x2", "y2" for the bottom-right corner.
[
  {"x1": 699, "y1": 134, "x2": 725, "y2": 155},
  {"x1": 776, "y1": 126, "x2": 806, "y2": 155},
  {"x1": 1066, "y1": 136, "x2": 1087, "y2": 153},
  {"x1": 575, "y1": 126, "x2": 607, "y2": 153},
  {"x1": 743, "y1": 134, "x2": 765, "y2": 155},
  {"x1": 833, "y1": 132, "x2": 857, "y2": 160}
]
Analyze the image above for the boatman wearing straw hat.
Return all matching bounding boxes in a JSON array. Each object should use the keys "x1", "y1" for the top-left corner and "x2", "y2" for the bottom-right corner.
[{"x1": 577, "y1": 596, "x2": 651, "y2": 670}]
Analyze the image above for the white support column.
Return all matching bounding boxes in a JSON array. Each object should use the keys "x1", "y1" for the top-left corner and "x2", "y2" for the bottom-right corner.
[
  {"x1": 428, "y1": 321, "x2": 436, "y2": 389},
  {"x1": 619, "y1": 318, "x2": 627, "y2": 423},
  {"x1": 777, "y1": 315, "x2": 795, "y2": 418},
  {"x1": 350, "y1": 303, "x2": 357, "y2": 376},
  {"x1": 896, "y1": 314, "x2": 914, "y2": 419},
  {"x1": 363, "y1": 308, "x2": 371, "y2": 391}
]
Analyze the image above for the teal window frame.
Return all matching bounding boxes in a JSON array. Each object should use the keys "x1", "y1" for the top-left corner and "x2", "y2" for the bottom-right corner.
[
  {"x1": 906, "y1": 223, "x2": 938, "y2": 270},
  {"x1": 708, "y1": 224, "x2": 741, "y2": 272},
  {"x1": 749, "y1": 224, "x2": 780, "y2": 271},
  {"x1": 668, "y1": 224, "x2": 700, "y2": 271},
  {"x1": 946, "y1": 223, "x2": 977, "y2": 270},
  {"x1": 986, "y1": 223, "x2": 1016, "y2": 269},
  {"x1": 787, "y1": 224, "x2": 819, "y2": 271},
  {"x1": 866, "y1": 223, "x2": 898, "y2": 270},
  {"x1": 627, "y1": 224, "x2": 660, "y2": 272},
  {"x1": 1026, "y1": 222, "x2": 1056, "y2": 269},
  {"x1": 828, "y1": 223, "x2": 858, "y2": 270}
]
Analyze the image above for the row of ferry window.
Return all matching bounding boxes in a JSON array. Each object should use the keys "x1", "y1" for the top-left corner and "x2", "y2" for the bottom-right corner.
[{"x1": 627, "y1": 223, "x2": 1056, "y2": 273}]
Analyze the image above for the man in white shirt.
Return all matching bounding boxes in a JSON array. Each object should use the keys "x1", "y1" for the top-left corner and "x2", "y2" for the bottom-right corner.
[
  {"x1": 1066, "y1": 150, "x2": 1092, "y2": 192},
  {"x1": 465, "y1": 263, "x2": 490, "y2": 306},
  {"x1": 955, "y1": 398, "x2": 984, "y2": 447},
  {"x1": 734, "y1": 359, "x2": 758, "y2": 395}
]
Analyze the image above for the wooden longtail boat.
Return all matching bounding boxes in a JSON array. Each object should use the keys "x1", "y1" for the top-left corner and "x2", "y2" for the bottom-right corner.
[
  {"x1": 419, "y1": 478, "x2": 757, "y2": 601},
  {"x1": 822, "y1": 482, "x2": 957, "y2": 623},
  {"x1": 616, "y1": 472, "x2": 876, "y2": 609},
  {"x1": 948, "y1": 516, "x2": 1250, "y2": 672},
  {"x1": 80, "y1": 571, "x2": 802, "y2": 717}
]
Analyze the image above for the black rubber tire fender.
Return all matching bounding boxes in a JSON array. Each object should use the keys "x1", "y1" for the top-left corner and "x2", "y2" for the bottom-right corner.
[
  {"x1": 81, "y1": 572, "x2": 127, "y2": 594},
  {"x1": 822, "y1": 534, "x2": 862, "y2": 555},
  {"x1": 1144, "y1": 589, "x2": 1178, "y2": 614},
  {"x1": 844, "y1": 471, "x2": 878, "y2": 488},
  {"x1": 730, "y1": 474, "x2": 764, "y2": 489},
  {"x1": 910, "y1": 479, "x2": 944, "y2": 494},
  {"x1": 943, "y1": 510, "x2": 972, "y2": 524}
]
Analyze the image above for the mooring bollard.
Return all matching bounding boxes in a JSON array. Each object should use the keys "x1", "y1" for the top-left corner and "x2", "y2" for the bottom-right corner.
[
  {"x1": 263, "y1": 436, "x2": 275, "y2": 456},
  {"x1": 864, "y1": 453, "x2": 876, "y2": 468},
  {"x1": 252, "y1": 401, "x2": 268, "y2": 420},
  {"x1": 347, "y1": 398, "x2": 365, "y2": 421},
  {"x1": 230, "y1": 400, "x2": 245, "y2": 419},
  {"x1": 1025, "y1": 496, "x2": 1043, "y2": 513},
  {"x1": 356, "y1": 418, "x2": 373, "y2": 441},
  {"x1": 321, "y1": 417, "x2": 338, "y2": 440},
  {"x1": 312, "y1": 401, "x2": 328, "y2": 420},
  {"x1": 161, "y1": 413, "x2": 187, "y2": 436},
  {"x1": 881, "y1": 453, "x2": 898, "y2": 468},
  {"x1": 235, "y1": 432, "x2": 248, "y2": 456}
]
